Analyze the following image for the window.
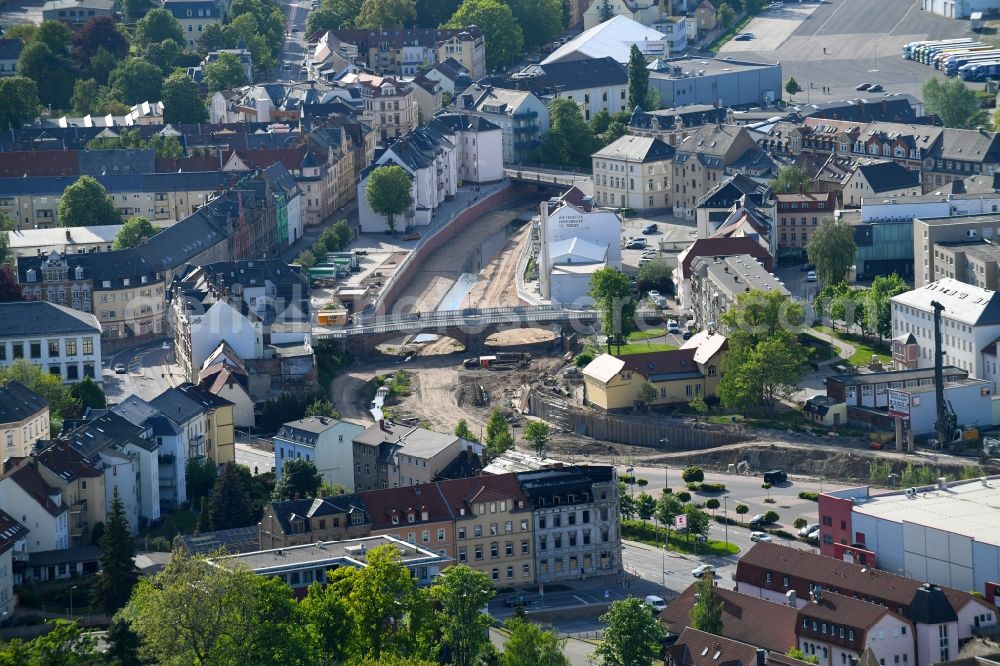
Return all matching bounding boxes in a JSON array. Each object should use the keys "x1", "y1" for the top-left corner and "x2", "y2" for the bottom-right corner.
[
  {"x1": 522, "y1": 540, "x2": 529, "y2": 554},
  {"x1": 520, "y1": 519, "x2": 528, "y2": 532},
  {"x1": 458, "y1": 548, "x2": 467, "y2": 562},
  {"x1": 47, "y1": 340, "x2": 59, "y2": 357},
  {"x1": 65, "y1": 339, "x2": 76, "y2": 356},
  {"x1": 490, "y1": 523, "x2": 497, "y2": 536},
  {"x1": 474, "y1": 525, "x2": 482, "y2": 538},
  {"x1": 538, "y1": 516, "x2": 546, "y2": 529},
  {"x1": 507, "y1": 566, "x2": 514, "y2": 578},
  {"x1": 29, "y1": 342, "x2": 41, "y2": 359},
  {"x1": 474, "y1": 546, "x2": 483, "y2": 560},
  {"x1": 505, "y1": 542, "x2": 513, "y2": 556},
  {"x1": 458, "y1": 527, "x2": 466, "y2": 539},
  {"x1": 437, "y1": 528, "x2": 445, "y2": 541},
  {"x1": 505, "y1": 521, "x2": 513, "y2": 534},
  {"x1": 492, "y1": 568, "x2": 499, "y2": 580},
  {"x1": 422, "y1": 530, "x2": 430, "y2": 543},
  {"x1": 582, "y1": 510, "x2": 590, "y2": 523}
]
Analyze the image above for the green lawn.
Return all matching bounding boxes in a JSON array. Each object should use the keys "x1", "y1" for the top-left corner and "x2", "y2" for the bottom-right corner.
[
  {"x1": 616, "y1": 342, "x2": 678, "y2": 355},
  {"x1": 798, "y1": 333, "x2": 837, "y2": 362},
  {"x1": 629, "y1": 327, "x2": 667, "y2": 341},
  {"x1": 811, "y1": 326, "x2": 891, "y2": 367},
  {"x1": 622, "y1": 520, "x2": 740, "y2": 556}
]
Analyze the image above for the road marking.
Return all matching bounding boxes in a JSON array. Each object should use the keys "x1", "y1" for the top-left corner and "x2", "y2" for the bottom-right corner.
[
  {"x1": 888, "y1": 0, "x2": 916, "y2": 35},
  {"x1": 812, "y1": 0, "x2": 849, "y2": 37},
  {"x1": 572, "y1": 595, "x2": 588, "y2": 605}
]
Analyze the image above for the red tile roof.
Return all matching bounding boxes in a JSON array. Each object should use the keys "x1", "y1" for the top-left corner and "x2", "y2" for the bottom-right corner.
[
  {"x1": 232, "y1": 147, "x2": 308, "y2": 171},
  {"x1": 435, "y1": 473, "x2": 530, "y2": 516},
  {"x1": 34, "y1": 440, "x2": 102, "y2": 481},
  {"x1": 680, "y1": 238, "x2": 773, "y2": 279},
  {"x1": 0, "y1": 151, "x2": 78, "y2": 178},
  {"x1": 620, "y1": 348, "x2": 702, "y2": 378},
  {"x1": 1, "y1": 460, "x2": 66, "y2": 517},
  {"x1": 360, "y1": 481, "x2": 454, "y2": 530}
]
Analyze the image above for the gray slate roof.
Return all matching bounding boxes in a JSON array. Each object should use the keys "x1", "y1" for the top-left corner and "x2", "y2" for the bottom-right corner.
[
  {"x1": 0, "y1": 301, "x2": 101, "y2": 337},
  {"x1": 856, "y1": 160, "x2": 921, "y2": 193},
  {"x1": 0, "y1": 381, "x2": 48, "y2": 425}
]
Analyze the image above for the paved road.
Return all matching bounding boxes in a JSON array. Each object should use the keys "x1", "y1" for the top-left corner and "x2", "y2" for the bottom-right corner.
[
  {"x1": 276, "y1": 0, "x2": 310, "y2": 79},
  {"x1": 718, "y1": 0, "x2": 974, "y2": 101},
  {"x1": 235, "y1": 442, "x2": 276, "y2": 476},
  {"x1": 102, "y1": 338, "x2": 183, "y2": 403}
]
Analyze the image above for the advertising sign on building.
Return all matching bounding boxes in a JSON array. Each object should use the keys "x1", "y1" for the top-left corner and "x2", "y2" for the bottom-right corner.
[{"x1": 887, "y1": 389, "x2": 910, "y2": 418}]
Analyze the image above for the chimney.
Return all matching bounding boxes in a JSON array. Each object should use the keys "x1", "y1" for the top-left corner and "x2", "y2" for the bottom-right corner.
[
  {"x1": 65, "y1": 229, "x2": 71, "y2": 241},
  {"x1": 786, "y1": 589, "x2": 797, "y2": 606},
  {"x1": 379, "y1": 418, "x2": 387, "y2": 431}
]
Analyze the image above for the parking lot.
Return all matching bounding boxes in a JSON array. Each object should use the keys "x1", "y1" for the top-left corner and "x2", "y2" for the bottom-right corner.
[{"x1": 717, "y1": 0, "x2": 975, "y2": 100}]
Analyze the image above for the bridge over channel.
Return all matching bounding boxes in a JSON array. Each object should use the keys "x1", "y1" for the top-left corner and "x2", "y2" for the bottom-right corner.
[
  {"x1": 314, "y1": 305, "x2": 601, "y2": 354},
  {"x1": 503, "y1": 166, "x2": 593, "y2": 189}
]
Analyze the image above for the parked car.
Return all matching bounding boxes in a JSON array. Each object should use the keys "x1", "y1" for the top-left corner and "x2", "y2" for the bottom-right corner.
[
  {"x1": 734, "y1": 33, "x2": 753, "y2": 41},
  {"x1": 692, "y1": 564, "x2": 715, "y2": 578},
  {"x1": 114, "y1": 363, "x2": 127, "y2": 374},
  {"x1": 682, "y1": 330, "x2": 694, "y2": 340},
  {"x1": 798, "y1": 522, "x2": 820, "y2": 537},
  {"x1": 667, "y1": 319, "x2": 681, "y2": 334},
  {"x1": 750, "y1": 531, "x2": 772, "y2": 542},
  {"x1": 868, "y1": 83, "x2": 884, "y2": 92},
  {"x1": 749, "y1": 513, "x2": 767, "y2": 527},
  {"x1": 625, "y1": 239, "x2": 647, "y2": 249},
  {"x1": 645, "y1": 595, "x2": 668, "y2": 613},
  {"x1": 642, "y1": 223, "x2": 658, "y2": 234},
  {"x1": 642, "y1": 249, "x2": 659, "y2": 258},
  {"x1": 800, "y1": 263, "x2": 815, "y2": 272},
  {"x1": 504, "y1": 594, "x2": 532, "y2": 607},
  {"x1": 806, "y1": 527, "x2": 821, "y2": 540},
  {"x1": 855, "y1": 82, "x2": 872, "y2": 91},
  {"x1": 767, "y1": 1, "x2": 783, "y2": 7},
  {"x1": 806, "y1": 270, "x2": 817, "y2": 282},
  {"x1": 648, "y1": 290, "x2": 662, "y2": 300},
  {"x1": 403, "y1": 231, "x2": 422, "y2": 241},
  {"x1": 763, "y1": 469, "x2": 787, "y2": 484}
]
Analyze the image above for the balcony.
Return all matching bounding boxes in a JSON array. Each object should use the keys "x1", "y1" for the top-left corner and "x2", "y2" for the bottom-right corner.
[
  {"x1": 512, "y1": 110, "x2": 537, "y2": 120},
  {"x1": 70, "y1": 521, "x2": 89, "y2": 538},
  {"x1": 513, "y1": 124, "x2": 538, "y2": 135}
]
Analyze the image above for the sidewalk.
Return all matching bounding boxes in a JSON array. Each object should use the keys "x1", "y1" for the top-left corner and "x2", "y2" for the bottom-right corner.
[{"x1": 801, "y1": 327, "x2": 857, "y2": 367}]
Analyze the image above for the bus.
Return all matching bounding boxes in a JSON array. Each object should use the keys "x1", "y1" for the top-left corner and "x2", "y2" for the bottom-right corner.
[
  {"x1": 945, "y1": 50, "x2": 1000, "y2": 75},
  {"x1": 960, "y1": 60, "x2": 1000, "y2": 81},
  {"x1": 914, "y1": 39, "x2": 982, "y2": 64},
  {"x1": 907, "y1": 38, "x2": 977, "y2": 61},
  {"x1": 933, "y1": 45, "x2": 996, "y2": 69},
  {"x1": 922, "y1": 41, "x2": 986, "y2": 65}
]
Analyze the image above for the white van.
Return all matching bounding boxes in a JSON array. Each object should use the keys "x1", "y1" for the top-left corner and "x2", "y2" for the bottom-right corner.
[{"x1": 644, "y1": 595, "x2": 668, "y2": 613}]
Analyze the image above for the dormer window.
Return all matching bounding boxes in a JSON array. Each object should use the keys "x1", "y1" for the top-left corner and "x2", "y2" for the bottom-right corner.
[
  {"x1": 421, "y1": 510, "x2": 429, "y2": 521},
  {"x1": 391, "y1": 514, "x2": 400, "y2": 525},
  {"x1": 407, "y1": 512, "x2": 415, "y2": 523}
]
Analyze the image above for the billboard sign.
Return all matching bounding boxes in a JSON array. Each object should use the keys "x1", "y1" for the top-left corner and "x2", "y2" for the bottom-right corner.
[
  {"x1": 674, "y1": 514, "x2": 687, "y2": 530},
  {"x1": 887, "y1": 389, "x2": 910, "y2": 418}
]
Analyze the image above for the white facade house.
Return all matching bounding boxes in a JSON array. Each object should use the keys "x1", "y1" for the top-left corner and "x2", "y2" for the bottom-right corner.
[
  {"x1": 0, "y1": 511, "x2": 26, "y2": 619},
  {"x1": 544, "y1": 16, "x2": 666, "y2": 65},
  {"x1": 274, "y1": 417, "x2": 366, "y2": 489},
  {"x1": 433, "y1": 113, "x2": 504, "y2": 185},
  {"x1": 591, "y1": 134, "x2": 675, "y2": 212},
  {"x1": 0, "y1": 462, "x2": 68, "y2": 553},
  {"x1": 538, "y1": 187, "x2": 623, "y2": 306},
  {"x1": 111, "y1": 395, "x2": 189, "y2": 511},
  {"x1": 890, "y1": 277, "x2": 1000, "y2": 377},
  {"x1": 0, "y1": 302, "x2": 102, "y2": 383},
  {"x1": 174, "y1": 299, "x2": 263, "y2": 383},
  {"x1": 456, "y1": 84, "x2": 550, "y2": 164}
]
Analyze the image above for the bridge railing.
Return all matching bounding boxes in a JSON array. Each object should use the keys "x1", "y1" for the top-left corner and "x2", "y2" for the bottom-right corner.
[{"x1": 315, "y1": 307, "x2": 600, "y2": 339}]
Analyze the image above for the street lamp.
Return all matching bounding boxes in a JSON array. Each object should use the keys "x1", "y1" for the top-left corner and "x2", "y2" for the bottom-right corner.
[{"x1": 69, "y1": 585, "x2": 78, "y2": 617}]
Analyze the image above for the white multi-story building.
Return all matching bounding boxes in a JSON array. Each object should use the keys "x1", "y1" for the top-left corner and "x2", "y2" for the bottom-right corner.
[
  {"x1": 890, "y1": 277, "x2": 1000, "y2": 377},
  {"x1": 592, "y1": 134, "x2": 674, "y2": 212},
  {"x1": 111, "y1": 395, "x2": 189, "y2": 512},
  {"x1": 7, "y1": 225, "x2": 122, "y2": 258},
  {"x1": 172, "y1": 299, "x2": 263, "y2": 383},
  {"x1": 0, "y1": 461, "x2": 69, "y2": 553},
  {"x1": 273, "y1": 417, "x2": 366, "y2": 490},
  {"x1": 162, "y1": 0, "x2": 223, "y2": 48},
  {"x1": 0, "y1": 302, "x2": 102, "y2": 383},
  {"x1": 456, "y1": 84, "x2": 550, "y2": 164}
]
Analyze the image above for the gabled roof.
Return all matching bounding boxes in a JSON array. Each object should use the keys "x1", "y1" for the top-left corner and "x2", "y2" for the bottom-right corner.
[
  {"x1": 0, "y1": 509, "x2": 27, "y2": 555},
  {"x1": 621, "y1": 348, "x2": 703, "y2": 380},
  {"x1": 934, "y1": 128, "x2": 1000, "y2": 164},
  {"x1": 592, "y1": 134, "x2": 674, "y2": 163},
  {"x1": 549, "y1": 237, "x2": 608, "y2": 263},
  {"x1": 853, "y1": 160, "x2": 921, "y2": 193},
  {"x1": 0, "y1": 301, "x2": 101, "y2": 337},
  {"x1": 360, "y1": 481, "x2": 454, "y2": 529},
  {"x1": 542, "y1": 16, "x2": 665, "y2": 65},
  {"x1": 697, "y1": 173, "x2": 773, "y2": 209},
  {"x1": 1, "y1": 460, "x2": 66, "y2": 517},
  {"x1": 538, "y1": 56, "x2": 628, "y2": 90},
  {"x1": 267, "y1": 493, "x2": 367, "y2": 535},
  {"x1": 581, "y1": 353, "x2": 626, "y2": 383},
  {"x1": 678, "y1": 237, "x2": 773, "y2": 280},
  {"x1": 34, "y1": 439, "x2": 103, "y2": 482},
  {"x1": 0, "y1": 381, "x2": 48, "y2": 425},
  {"x1": 435, "y1": 473, "x2": 529, "y2": 516},
  {"x1": 0, "y1": 150, "x2": 77, "y2": 177},
  {"x1": 198, "y1": 363, "x2": 250, "y2": 395},
  {"x1": 891, "y1": 278, "x2": 1000, "y2": 326},
  {"x1": 65, "y1": 410, "x2": 157, "y2": 455}
]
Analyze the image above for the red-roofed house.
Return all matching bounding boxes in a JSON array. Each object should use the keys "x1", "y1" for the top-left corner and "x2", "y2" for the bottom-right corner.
[
  {"x1": 0, "y1": 459, "x2": 68, "y2": 553},
  {"x1": 362, "y1": 481, "x2": 455, "y2": 562},
  {"x1": 198, "y1": 364, "x2": 254, "y2": 428}
]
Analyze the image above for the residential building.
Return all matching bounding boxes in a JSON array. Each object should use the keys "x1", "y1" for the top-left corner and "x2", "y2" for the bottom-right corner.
[
  {"x1": 581, "y1": 333, "x2": 727, "y2": 410},
  {"x1": 432, "y1": 112, "x2": 504, "y2": 185},
  {"x1": 709, "y1": 199, "x2": 776, "y2": 257},
  {"x1": 674, "y1": 237, "x2": 774, "y2": 311},
  {"x1": 197, "y1": 364, "x2": 254, "y2": 429},
  {"x1": 735, "y1": 542, "x2": 999, "y2": 665},
  {"x1": 0, "y1": 381, "x2": 49, "y2": 460},
  {"x1": 456, "y1": 84, "x2": 550, "y2": 163},
  {"x1": 822, "y1": 477, "x2": 1000, "y2": 599},
  {"x1": 198, "y1": 48, "x2": 252, "y2": 83},
  {"x1": 177, "y1": 525, "x2": 262, "y2": 555},
  {"x1": 421, "y1": 58, "x2": 471, "y2": 95},
  {"x1": 690, "y1": 254, "x2": 790, "y2": 332},
  {"x1": 41, "y1": 0, "x2": 114, "y2": 22},
  {"x1": 673, "y1": 124, "x2": 770, "y2": 219},
  {"x1": 0, "y1": 511, "x2": 27, "y2": 618},
  {"x1": 507, "y1": 57, "x2": 629, "y2": 122},
  {"x1": 517, "y1": 466, "x2": 621, "y2": 584},
  {"x1": 0, "y1": 39, "x2": 21, "y2": 76},
  {"x1": 842, "y1": 160, "x2": 923, "y2": 207},
  {"x1": 150, "y1": 383, "x2": 234, "y2": 466},
  {"x1": 362, "y1": 483, "x2": 455, "y2": 560},
  {"x1": 213, "y1": 535, "x2": 448, "y2": 593},
  {"x1": 538, "y1": 187, "x2": 623, "y2": 305},
  {"x1": 339, "y1": 72, "x2": 418, "y2": 145},
  {"x1": 317, "y1": 27, "x2": 485, "y2": 79},
  {"x1": 259, "y1": 493, "x2": 368, "y2": 549},
  {"x1": 913, "y1": 213, "x2": 1000, "y2": 287},
  {"x1": 543, "y1": 16, "x2": 666, "y2": 65},
  {"x1": 628, "y1": 105, "x2": 729, "y2": 146},
  {"x1": 0, "y1": 302, "x2": 102, "y2": 383},
  {"x1": 692, "y1": 0, "x2": 717, "y2": 32},
  {"x1": 32, "y1": 440, "x2": 105, "y2": 548},
  {"x1": 922, "y1": 0, "x2": 996, "y2": 21},
  {"x1": 7, "y1": 225, "x2": 122, "y2": 258},
  {"x1": 434, "y1": 28, "x2": 486, "y2": 80},
  {"x1": 775, "y1": 191, "x2": 838, "y2": 254},
  {"x1": 582, "y1": 0, "x2": 665, "y2": 30},
  {"x1": 592, "y1": 134, "x2": 674, "y2": 212},
  {"x1": 667, "y1": 628, "x2": 816, "y2": 666},
  {"x1": 162, "y1": 0, "x2": 224, "y2": 48},
  {"x1": 411, "y1": 73, "x2": 442, "y2": 122},
  {"x1": 695, "y1": 173, "x2": 775, "y2": 240},
  {"x1": 649, "y1": 59, "x2": 783, "y2": 110},
  {"x1": 273, "y1": 417, "x2": 366, "y2": 490},
  {"x1": 890, "y1": 277, "x2": 1000, "y2": 377},
  {"x1": 352, "y1": 420, "x2": 480, "y2": 492},
  {"x1": 172, "y1": 300, "x2": 263, "y2": 383},
  {"x1": 258, "y1": 162, "x2": 303, "y2": 246},
  {"x1": 852, "y1": 122, "x2": 942, "y2": 174},
  {"x1": 437, "y1": 473, "x2": 535, "y2": 585},
  {"x1": 0, "y1": 459, "x2": 69, "y2": 553}
]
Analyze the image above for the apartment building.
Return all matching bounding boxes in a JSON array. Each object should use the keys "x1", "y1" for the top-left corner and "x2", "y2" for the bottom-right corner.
[
  {"x1": 258, "y1": 493, "x2": 368, "y2": 549},
  {"x1": 150, "y1": 384, "x2": 235, "y2": 466},
  {"x1": 0, "y1": 511, "x2": 26, "y2": 619},
  {"x1": 319, "y1": 27, "x2": 485, "y2": 80},
  {"x1": 438, "y1": 473, "x2": 535, "y2": 586},
  {"x1": 0, "y1": 460, "x2": 69, "y2": 553},
  {"x1": 352, "y1": 420, "x2": 478, "y2": 492},
  {"x1": 32, "y1": 440, "x2": 106, "y2": 548},
  {"x1": 674, "y1": 237, "x2": 774, "y2": 311},
  {"x1": 456, "y1": 84, "x2": 550, "y2": 163},
  {"x1": 695, "y1": 172, "x2": 775, "y2": 240},
  {"x1": 913, "y1": 212, "x2": 1000, "y2": 287},
  {"x1": 339, "y1": 72, "x2": 418, "y2": 145},
  {"x1": 196, "y1": 365, "x2": 254, "y2": 429},
  {"x1": 667, "y1": 628, "x2": 816, "y2": 666},
  {"x1": 592, "y1": 134, "x2": 674, "y2": 212},
  {"x1": 173, "y1": 300, "x2": 262, "y2": 383},
  {"x1": 842, "y1": 161, "x2": 922, "y2": 207},
  {"x1": 517, "y1": 466, "x2": 621, "y2": 584},
  {"x1": 509, "y1": 57, "x2": 629, "y2": 122},
  {"x1": 775, "y1": 191, "x2": 838, "y2": 253},
  {"x1": 162, "y1": 0, "x2": 224, "y2": 48},
  {"x1": 362, "y1": 483, "x2": 454, "y2": 560},
  {"x1": 273, "y1": 417, "x2": 365, "y2": 490},
  {"x1": 0, "y1": 38, "x2": 21, "y2": 76},
  {"x1": 923, "y1": 128, "x2": 1000, "y2": 192},
  {"x1": 0, "y1": 381, "x2": 49, "y2": 460},
  {"x1": 41, "y1": 0, "x2": 114, "y2": 22},
  {"x1": 690, "y1": 254, "x2": 790, "y2": 333},
  {"x1": 672, "y1": 124, "x2": 766, "y2": 219},
  {"x1": 7, "y1": 225, "x2": 121, "y2": 258},
  {"x1": 111, "y1": 395, "x2": 188, "y2": 511},
  {"x1": 629, "y1": 105, "x2": 729, "y2": 147},
  {"x1": 0, "y1": 302, "x2": 102, "y2": 383}
]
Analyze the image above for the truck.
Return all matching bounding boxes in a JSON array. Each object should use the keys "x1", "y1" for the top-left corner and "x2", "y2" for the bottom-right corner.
[
  {"x1": 971, "y1": 11, "x2": 983, "y2": 31},
  {"x1": 463, "y1": 352, "x2": 532, "y2": 370},
  {"x1": 961, "y1": 60, "x2": 1000, "y2": 81},
  {"x1": 944, "y1": 50, "x2": 1000, "y2": 76}
]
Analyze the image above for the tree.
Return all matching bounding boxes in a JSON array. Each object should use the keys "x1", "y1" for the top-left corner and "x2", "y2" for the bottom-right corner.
[
  {"x1": 705, "y1": 498, "x2": 720, "y2": 515},
  {"x1": 0, "y1": 620, "x2": 99, "y2": 664},
  {"x1": 3, "y1": 24, "x2": 38, "y2": 46},
  {"x1": 590, "y1": 267, "x2": 636, "y2": 351},
  {"x1": 716, "y1": 3, "x2": 735, "y2": 29},
  {"x1": 416, "y1": 0, "x2": 460, "y2": 27},
  {"x1": 684, "y1": 504, "x2": 710, "y2": 541},
  {"x1": 501, "y1": 618, "x2": 569, "y2": 666},
  {"x1": 88, "y1": 45, "x2": 119, "y2": 85},
  {"x1": 356, "y1": 0, "x2": 416, "y2": 28},
  {"x1": 18, "y1": 40, "x2": 75, "y2": 109},
  {"x1": 134, "y1": 8, "x2": 186, "y2": 49},
  {"x1": 306, "y1": 0, "x2": 359, "y2": 34},
  {"x1": 627, "y1": 44, "x2": 649, "y2": 112},
  {"x1": 209, "y1": 463, "x2": 254, "y2": 529},
  {"x1": 113, "y1": 216, "x2": 160, "y2": 250},
  {"x1": 485, "y1": 408, "x2": 514, "y2": 458},
  {"x1": 295, "y1": 248, "x2": 317, "y2": 269},
  {"x1": 105, "y1": 617, "x2": 144, "y2": 666},
  {"x1": 793, "y1": 517, "x2": 808, "y2": 529},
  {"x1": 689, "y1": 395, "x2": 708, "y2": 422},
  {"x1": 92, "y1": 488, "x2": 139, "y2": 614},
  {"x1": 785, "y1": 77, "x2": 802, "y2": 98},
  {"x1": 455, "y1": 418, "x2": 480, "y2": 443},
  {"x1": 121, "y1": 550, "x2": 305, "y2": 666},
  {"x1": 58, "y1": 176, "x2": 119, "y2": 227},
  {"x1": 73, "y1": 16, "x2": 128, "y2": 65},
  {"x1": 864, "y1": 273, "x2": 909, "y2": 339},
  {"x1": 365, "y1": 165, "x2": 413, "y2": 233},
  {"x1": 923, "y1": 77, "x2": 985, "y2": 129},
  {"x1": 763, "y1": 509, "x2": 780, "y2": 523},
  {"x1": 0, "y1": 266, "x2": 23, "y2": 303},
  {"x1": 720, "y1": 289, "x2": 805, "y2": 351},
  {"x1": 637, "y1": 259, "x2": 673, "y2": 296},
  {"x1": 543, "y1": 97, "x2": 595, "y2": 168},
  {"x1": 807, "y1": 218, "x2": 856, "y2": 285},
  {"x1": 195, "y1": 497, "x2": 211, "y2": 533},
  {"x1": 202, "y1": 50, "x2": 249, "y2": 92},
  {"x1": 619, "y1": 482, "x2": 636, "y2": 519},
  {"x1": 110, "y1": 58, "x2": 165, "y2": 104},
  {"x1": 445, "y1": 0, "x2": 523, "y2": 71},
  {"x1": 298, "y1": 580, "x2": 353, "y2": 664},
  {"x1": 788, "y1": 648, "x2": 821, "y2": 664},
  {"x1": 70, "y1": 376, "x2": 106, "y2": 410},
  {"x1": 735, "y1": 503, "x2": 749, "y2": 523},
  {"x1": 431, "y1": 565, "x2": 494, "y2": 666},
  {"x1": 522, "y1": 420, "x2": 550, "y2": 456},
  {"x1": 637, "y1": 380, "x2": 657, "y2": 408},
  {"x1": 185, "y1": 456, "x2": 218, "y2": 502},
  {"x1": 655, "y1": 491, "x2": 683, "y2": 527},
  {"x1": 161, "y1": 71, "x2": 208, "y2": 124},
  {"x1": 682, "y1": 466, "x2": 704, "y2": 483},
  {"x1": 721, "y1": 333, "x2": 809, "y2": 413},
  {"x1": 70, "y1": 78, "x2": 100, "y2": 115},
  {"x1": 596, "y1": 0, "x2": 615, "y2": 21},
  {"x1": 272, "y1": 458, "x2": 324, "y2": 501},
  {"x1": 595, "y1": 597, "x2": 666, "y2": 666},
  {"x1": 689, "y1": 574, "x2": 724, "y2": 633},
  {"x1": 769, "y1": 165, "x2": 811, "y2": 194},
  {"x1": 506, "y1": 0, "x2": 562, "y2": 51},
  {"x1": 34, "y1": 20, "x2": 74, "y2": 54},
  {"x1": 635, "y1": 492, "x2": 656, "y2": 522},
  {"x1": 0, "y1": 76, "x2": 40, "y2": 128},
  {"x1": 330, "y1": 219, "x2": 353, "y2": 249},
  {"x1": 304, "y1": 399, "x2": 337, "y2": 418}
]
